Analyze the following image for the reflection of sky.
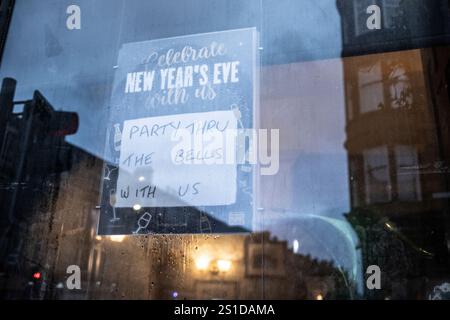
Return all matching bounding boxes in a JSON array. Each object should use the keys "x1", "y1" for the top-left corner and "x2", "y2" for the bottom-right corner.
[
  {"x1": 0, "y1": 0, "x2": 344, "y2": 158},
  {"x1": 258, "y1": 58, "x2": 362, "y2": 293},
  {"x1": 260, "y1": 60, "x2": 349, "y2": 218},
  {"x1": 0, "y1": 0, "x2": 361, "y2": 292}
]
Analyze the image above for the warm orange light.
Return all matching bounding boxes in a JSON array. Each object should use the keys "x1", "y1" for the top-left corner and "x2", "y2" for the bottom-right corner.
[
  {"x1": 217, "y1": 259, "x2": 232, "y2": 272},
  {"x1": 316, "y1": 294, "x2": 323, "y2": 300},
  {"x1": 195, "y1": 256, "x2": 210, "y2": 270},
  {"x1": 109, "y1": 235, "x2": 125, "y2": 242}
]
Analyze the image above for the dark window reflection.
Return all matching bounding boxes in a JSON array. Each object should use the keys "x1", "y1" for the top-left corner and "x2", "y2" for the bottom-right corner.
[
  {"x1": 0, "y1": 0, "x2": 450, "y2": 300},
  {"x1": 344, "y1": 47, "x2": 450, "y2": 299}
]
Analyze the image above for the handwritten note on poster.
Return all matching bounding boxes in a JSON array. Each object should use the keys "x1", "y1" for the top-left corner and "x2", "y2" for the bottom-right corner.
[{"x1": 116, "y1": 111, "x2": 237, "y2": 207}]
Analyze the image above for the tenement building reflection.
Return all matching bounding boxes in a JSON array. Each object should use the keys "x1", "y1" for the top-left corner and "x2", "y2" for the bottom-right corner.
[{"x1": 341, "y1": 36, "x2": 450, "y2": 301}]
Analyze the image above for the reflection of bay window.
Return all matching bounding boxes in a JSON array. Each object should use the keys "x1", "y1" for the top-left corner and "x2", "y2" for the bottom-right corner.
[
  {"x1": 363, "y1": 145, "x2": 421, "y2": 205},
  {"x1": 389, "y1": 65, "x2": 412, "y2": 109},
  {"x1": 395, "y1": 145, "x2": 421, "y2": 201},
  {"x1": 356, "y1": 60, "x2": 413, "y2": 115},
  {"x1": 358, "y1": 62, "x2": 384, "y2": 114},
  {"x1": 363, "y1": 146, "x2": 391, "y2": 204}
]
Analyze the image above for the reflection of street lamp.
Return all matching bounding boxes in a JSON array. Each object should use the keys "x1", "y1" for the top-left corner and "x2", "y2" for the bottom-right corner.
[
  {"x1": 217, "y1": 260, "x2": 232, "y2": 272},
  {"x1": 109, "y1": 235, "x2": 125, "y2": 242},
  {"x1": 195, "y1": 256, "x2": 232, "y2": 274},
  {"x1": 195, "y1": 256, "x2": 210, "y2": 271}
]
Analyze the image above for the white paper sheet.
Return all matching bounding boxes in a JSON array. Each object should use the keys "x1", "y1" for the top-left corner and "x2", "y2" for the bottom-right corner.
[{"x1": 115, "y1": 110, "x2": 237, "y2": 207}]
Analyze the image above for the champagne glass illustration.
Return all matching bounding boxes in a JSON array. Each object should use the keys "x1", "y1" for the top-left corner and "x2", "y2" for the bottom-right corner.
[
  {"x1": 113, "y1": 123, "x2": 122, "y2": 152},
  {"x1": 133, "y1": 212, "x2": 152, "y2": 234},
  {"x1": 231, "y1": 104, "x2": 244, "y2": 129},
  {"x1": 104, "y1": 166, "x2": 117, "y2": 181},
  {"x1": 109, "y1": 189, "x2": 120, "y2": 222}
]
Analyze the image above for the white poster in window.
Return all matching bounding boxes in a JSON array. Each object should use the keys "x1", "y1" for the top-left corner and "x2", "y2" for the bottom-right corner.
[
  {"x1": 116, "y1": 110, "x2": 237, "y2": 207},
  {"x1": 99, "y1": 27, "x2": 258, "y2": 235}
]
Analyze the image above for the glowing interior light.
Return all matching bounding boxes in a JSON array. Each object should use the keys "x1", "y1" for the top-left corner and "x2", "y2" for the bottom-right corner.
[
  {"x1": 110, "y1": 235, "x2": 125, "y2": 242},
  {"x1": 217, "y1": 259, "x2": 232, "y2": 272},
  {"x1": 195, "y1": 256, "x2": 210, "y2": 270},
  {"x1": 138, "y1": 176, "x2": 145, "y2": 182},
  {"x1": 316, "y1": 294, "x2": 324, "y2": 300},
  {"x1": 133, "y1": 204, "x2": 142, "y2": 211}
]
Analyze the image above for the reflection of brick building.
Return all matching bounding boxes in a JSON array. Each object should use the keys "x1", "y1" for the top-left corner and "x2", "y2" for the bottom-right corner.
[
  {"x1": 47, "y1": 162, "x2": 351, "y2": 300},
  {"x1": 27, "y1": 156, "x2": 352, "y2": 299},
  {"x1": 1, "y1": 137, "x2": 351, "y2": 299},
  {"x1": 341, "y1": 46, "x2": 450, "y2": 298}
]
